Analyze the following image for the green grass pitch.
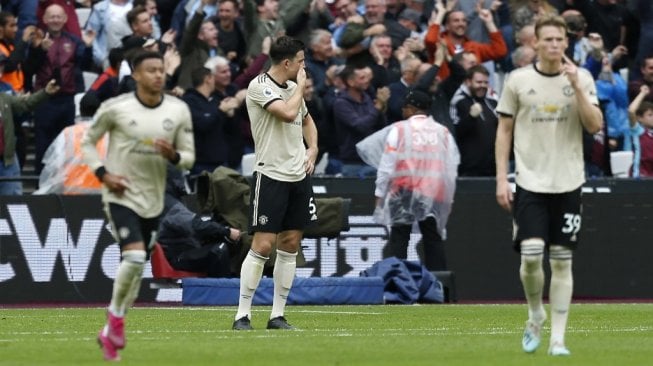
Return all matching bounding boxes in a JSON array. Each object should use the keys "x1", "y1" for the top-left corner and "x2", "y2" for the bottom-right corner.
[{"x1": 1, "y1": 303, "x2": 652, "y2": 365}]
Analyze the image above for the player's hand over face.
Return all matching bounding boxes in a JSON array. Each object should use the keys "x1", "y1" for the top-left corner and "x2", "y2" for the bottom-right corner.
[
  {"x1": 296, "y1": 67, "x2": 307, "y2": 87},
  {"x1": 304, "y1": 147, "x2": 318, "y2": 175},
  {"x1": 561, "y1": 54, "x2": 579, "y2": 88},
  {"x1": 495, "y1": 178, "x2": 513, "y2": 212},
  {"x1": 103, "y1": 173, "x2": 129, "y2": 197}
]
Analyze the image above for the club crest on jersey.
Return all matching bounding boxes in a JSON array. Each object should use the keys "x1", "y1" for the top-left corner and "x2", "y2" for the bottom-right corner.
[
  {"x1": 258, "y1": 215, "x2": 269, "y2": 225},
  {"x1": 118, "y1": 227, "x2": 130, "y2": 239},
  {"x1": 162, "y1": 118, "x2": 174, "y2": 131},
  {"x1": 263, "y1": 87, "x2": 273, "y2": 98},
  {"x1": 562, "y1": 85, "x2": 574, "y2": 97}
]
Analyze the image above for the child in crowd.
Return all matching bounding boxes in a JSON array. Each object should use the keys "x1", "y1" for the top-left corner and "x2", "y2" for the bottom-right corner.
[{"x1": 626, "y1": 85, "x2": 653, "y2": 178}]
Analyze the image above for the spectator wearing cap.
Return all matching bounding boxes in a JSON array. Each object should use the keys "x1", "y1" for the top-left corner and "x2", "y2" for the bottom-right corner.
[
  {"x1": 25, "y1": 3, "x2": 95, "y2": 175},
  {"x1": 374, "y1": 89, "x2": 459, "y2": 271},
  {"x1": 0, "y1": 55, "x2": 60, "y2": 195},
  {"x1": 449, "y1": 65, "x2": 498, "y2": 176},
  {"x1": 85, "y1": 0, "x2": 134, "y2": 68},
  {"x1": 398, "y1": 8, "x2": 423, "y2": 37},
  {"x1": 116, "y1": 35, "x2": 159, "y2": 93}
]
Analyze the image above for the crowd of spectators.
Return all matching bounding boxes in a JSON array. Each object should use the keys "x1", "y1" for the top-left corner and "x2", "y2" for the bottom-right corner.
[{"x1": 0, "y1": 0, "x2": 652, "y2": 195}]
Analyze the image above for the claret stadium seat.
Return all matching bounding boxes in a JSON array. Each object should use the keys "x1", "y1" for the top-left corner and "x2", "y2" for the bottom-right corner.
[{"x1": 150, "y1": 243, "x2": 206, "y2": 288}]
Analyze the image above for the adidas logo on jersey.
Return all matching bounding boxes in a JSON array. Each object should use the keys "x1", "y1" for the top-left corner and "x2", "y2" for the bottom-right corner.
[{"x1": 527, "y1": 88, "x2": 536, "y2": 95}]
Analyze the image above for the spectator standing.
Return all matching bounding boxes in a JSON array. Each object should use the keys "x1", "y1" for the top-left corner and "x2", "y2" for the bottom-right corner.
[
  {"x1": 424, "y1": 0, "x2": 507, "y2": 79},
  {"x1": 134, "y1": 0, "x2": 162, "y2": 39},
  {"x1": 206, "y1": 55, "x2": 247, "y2": 169},
  {"x1": 626, "y1": 85, "x2": 653, "y2": 178},
  {"x1": 450, "y1": 65, "x2": 498, "y2": 176},
  {"x1": 87, "y1": 47, "x2": 123, "y2": 102},
  {"x1": 495, "y1": 15, "x2": 603, "y2": 356},
  {"x1": 181, "y1": 66, "x2": 227, "y2": 175},
  {"x1": 0, "y1": 0, "x2": 37, "y2": 38},
  {"x1": 37, "y1": 0, "x2": 83, "y2": 38},
  {"x1": 214, "y1": 0, "x2": 246, "y2": 68},
  {"x1": 628, "y1": 55, "x2": 653, "y2": 103},
  {"x1": 176, "y1": 0, "x2": 220, "y2": 90},
  {"x1": 305, "y1": 28, "x2": 338, "y2": 98},
  {"x1": 85, "y1": 0, "x2": 133, "y2": 68},
  {"x1": 333, "y1": 65, "x2": 388, "y2": 178},
  {"x1": 0, "y1": 60, "x2": 59, "y2": 195},
  {"x1": 26, "y1": 4, "x2": 95, "y2": 175},
  {"x1": 0, "y1": 11, "x2": 27, "y2": 93},
  {"x1": 387, "y1": 56, "x2": 422, "y2": 123}
]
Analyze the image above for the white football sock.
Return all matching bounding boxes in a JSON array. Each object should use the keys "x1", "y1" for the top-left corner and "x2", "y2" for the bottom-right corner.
[
  {"x1": 270, "y1": 249, "x2": 297, "y2": 319},
  {"x1": 108, "y1": 250, "x2": 146, "y2": 317},
  {"x1": 235, "y1": 250, "x2": 268, "y2": 321},
  {"x1": 520, "y1": 239, "x2": 546, "y2": 323},
  {"x1": 549, "y1": 245, "x2": 573, "y2": 345}
]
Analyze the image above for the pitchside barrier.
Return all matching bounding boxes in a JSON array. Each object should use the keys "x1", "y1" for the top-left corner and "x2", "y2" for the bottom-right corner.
[{"x1": 0, "y1": 178, "x2": 651, "y2": 304}]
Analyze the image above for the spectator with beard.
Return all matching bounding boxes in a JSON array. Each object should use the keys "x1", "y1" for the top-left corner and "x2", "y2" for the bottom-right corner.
[{"x1": 450, "y1": 65, "x2": 498, "y2": 176}]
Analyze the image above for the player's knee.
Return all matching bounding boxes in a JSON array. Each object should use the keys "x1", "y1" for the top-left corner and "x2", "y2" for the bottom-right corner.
[
  {"x1": 549, "y1": 245, "x2": 573, "y2": 274},
  {"x1": 277, "y1": 231, "x2": 302, "y2": 252},
  {"x1": 520, "y1": 238, "x2": 544, "y2": 270},
  {"x1": 122, "y1": 250, "x2": 146, "y2": 265},
  {"x1": 251, "y1": 235, "x2": 275, "y2": 257}
]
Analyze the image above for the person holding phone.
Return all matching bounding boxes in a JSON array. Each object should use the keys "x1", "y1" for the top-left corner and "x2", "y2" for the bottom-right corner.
[{"x1": 495, "y1": 14, "x2": 603, "y2": 356}]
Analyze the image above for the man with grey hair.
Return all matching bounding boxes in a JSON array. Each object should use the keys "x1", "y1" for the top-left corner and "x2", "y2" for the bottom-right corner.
[
  {"x1": 511, "y1": 45, "x2": 536, "y2": 69},
  {"x1": 387, "y1": 56, "x2": 422, "y2": 122},
  {"x1": 306, "y1": 28, "x2": 339, "y2": 97}
]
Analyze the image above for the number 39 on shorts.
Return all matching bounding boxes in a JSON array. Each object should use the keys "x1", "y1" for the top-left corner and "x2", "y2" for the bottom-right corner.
[{"x1": 561, "y1": 213, "x2": 581, "y2": 234}]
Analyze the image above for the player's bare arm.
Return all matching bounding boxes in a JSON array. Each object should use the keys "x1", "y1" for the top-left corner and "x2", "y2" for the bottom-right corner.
[
  {"x1": 495, "y1": 114, "x2": 514, "y2": 212},
  {"x1": 266, "y1": 68, "x2": 307, "y2": 122},
  {"x1": 303, "y1": 112, "x2": 318, "y2": 175},
  {"x1": 562, "y1": 54, "x2": 603, "y2": 134}
]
